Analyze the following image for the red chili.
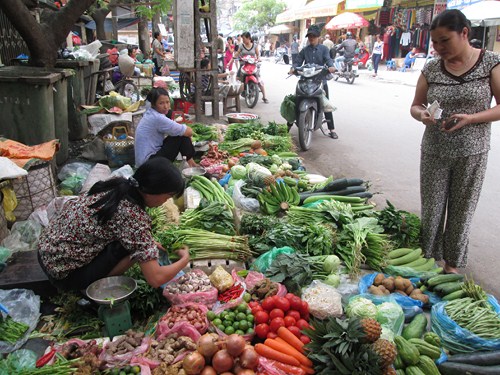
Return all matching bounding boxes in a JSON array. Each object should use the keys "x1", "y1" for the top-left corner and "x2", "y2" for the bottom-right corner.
[{"x1": 36, "y1": 347, "x2": 57, "y2": 368}]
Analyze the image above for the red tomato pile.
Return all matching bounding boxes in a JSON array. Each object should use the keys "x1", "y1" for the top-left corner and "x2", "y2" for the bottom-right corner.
[{"x1": 249, "y1": 293, "x2": 311, "y2": 344}]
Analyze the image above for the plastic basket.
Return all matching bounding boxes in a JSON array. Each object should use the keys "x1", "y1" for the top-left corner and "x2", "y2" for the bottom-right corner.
[
  {"x1": 104, "y1": 126, "x2": 135, "y2": 168},
  {"x1": 11, "y1": 160, "x2": 57, "y2": 221}
]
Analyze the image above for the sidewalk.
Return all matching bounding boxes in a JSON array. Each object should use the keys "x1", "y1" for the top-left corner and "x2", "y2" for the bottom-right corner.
[{"x1": 357, "y1": 64, "x2": 421, "y2": 87}]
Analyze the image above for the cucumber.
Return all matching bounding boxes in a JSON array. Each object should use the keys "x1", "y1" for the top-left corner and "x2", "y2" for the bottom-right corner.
[
  {"x1": 387, "y1": 248, "x2": 423, "y2": 266},
  {"x1": 401, "y1": 257, "x2": 427, "y2": 267},
  {"x1": 427, "y1": 274, "x2": 464, "y2": 287},
  {"x1": 448, "y1": 350, "x2": 500, "y2": 366},
  {"x1": 402, "y1": 314, "x2": 428, "y2": 340},
  {"x1": 301, "y1": 194, "x2": 365, "y2": 205},
  {"x1": 388, "y1": 248, "x2": 414, "y2": 259},
  {"x1": 412, "y1": 258, "x2": 436, "y2": 271},
  {"x1": 442, "y1": 290, "x2": 466, "y2": 301},
  {"x1": 434, "y1": 281, "x2": 464, "y2": 295},
  {"x1": 438, "y1": 361, "x2": 500, "y2": 375}
]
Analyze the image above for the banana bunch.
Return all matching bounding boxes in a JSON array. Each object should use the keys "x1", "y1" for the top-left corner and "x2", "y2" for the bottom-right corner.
[{"x1": 257, "y1": 182, "x2": 300, "y2": 215}]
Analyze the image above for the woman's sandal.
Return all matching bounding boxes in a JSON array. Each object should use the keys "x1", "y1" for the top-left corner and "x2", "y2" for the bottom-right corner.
[{"x1": 262, "y1": 98, "x2": 269, "y2": 104}]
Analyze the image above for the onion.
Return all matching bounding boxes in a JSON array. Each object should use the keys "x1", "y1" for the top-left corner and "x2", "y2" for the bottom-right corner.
[
  {"x1": 212, "y1": 349, "x2": 234, "y2": 373},
  {"x1": 251, "y1": 140, "x2": 262, "y2": 149},
  {"x1": 239, "y1": 348, "x2": 259, "y2": 370},
  {"x1": 197, "y1": 333, "x2": 219, "y2": 359},
  {"x1": 225, "y1": 334, "x2": 246, "y2": 357},
  {"x1": 236, "y1": 370, "x2": 255, "y2": 375},
  {"x1": 183, "y1": 351, "x2": 206, "y2": 375},
  {"x1": 200, "y1": 366, "x2": 217, "y2": 375},
  {"x1": 220, "y1": 373, "x2": 235, "y2": 375}
]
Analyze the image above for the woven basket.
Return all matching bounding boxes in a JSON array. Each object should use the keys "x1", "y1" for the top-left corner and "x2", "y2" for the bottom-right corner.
[
  {"x1": 0, "y1": 181, "x2": 10, "y2": 241},
  {"x1": 12, "y1": 160, "x2": 57, "y2": 222},
  {"x1": 104, "y1": 126, "x2": 135, "y2": 168}
]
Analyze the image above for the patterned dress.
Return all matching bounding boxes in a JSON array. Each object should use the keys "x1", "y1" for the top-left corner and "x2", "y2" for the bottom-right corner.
[
  {"x1": 420, "y1": 49, "x2": 500, "y2": 267},
  {"x1": 38, "y1": 192, "x2": 158, "y2": 280}
]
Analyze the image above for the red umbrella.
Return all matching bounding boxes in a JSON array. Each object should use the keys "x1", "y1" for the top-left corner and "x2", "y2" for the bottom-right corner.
[{"x1": 325, "y1": 12, "x2": 369, "y2": 30}]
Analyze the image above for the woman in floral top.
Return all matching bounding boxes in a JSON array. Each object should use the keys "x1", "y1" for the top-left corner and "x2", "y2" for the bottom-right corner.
[
  {"x1": 410, "y1": 10, "x2": 500, "y2": 274},
  {"x1": 38, "y1": 157, "x2": 189, "y2": 290}
]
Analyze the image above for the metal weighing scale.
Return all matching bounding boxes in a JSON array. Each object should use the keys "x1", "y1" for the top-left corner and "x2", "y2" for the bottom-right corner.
[{"x1": 86, "y1": 276, "x2": 137, "y2": 339}]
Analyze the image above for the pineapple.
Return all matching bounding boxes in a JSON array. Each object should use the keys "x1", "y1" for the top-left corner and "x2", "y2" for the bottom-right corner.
[
  {"x1": 263, "y1": 175, "x2": 276, "y2": 186},
  {"x1": 360, "y1": 318, "x2": 382, "y2": 343},
  {"x1": 382, "y1": 366, "x2": 397, "y2": 375},
  {"x1": 371, "y1": 339, "x2": 397, "y2": 369}
]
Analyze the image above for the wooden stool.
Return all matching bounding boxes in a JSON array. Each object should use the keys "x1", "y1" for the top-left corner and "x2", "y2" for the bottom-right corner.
[{"x1": 223, "y1": 93, "x2": 241, "y2": 115}]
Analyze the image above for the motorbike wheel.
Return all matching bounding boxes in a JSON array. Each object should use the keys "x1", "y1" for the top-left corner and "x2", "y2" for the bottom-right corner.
[
  {"x1": 334, "y1": 75, "x2": 339, "y2": 81},
  {"x1": 346, "y1": 72, "x2": 356, "y2": 84},
  {"x1": 297, "y1": 107, "x2": 316, "y2": 151},
  {"x1": 245, "y1": 81, "x2": 259, "y2": 108}
]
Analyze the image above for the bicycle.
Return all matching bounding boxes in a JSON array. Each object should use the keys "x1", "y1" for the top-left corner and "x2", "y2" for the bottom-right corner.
[{"x1": 113, "y1": 77, "x2": 141, "y2": 103}]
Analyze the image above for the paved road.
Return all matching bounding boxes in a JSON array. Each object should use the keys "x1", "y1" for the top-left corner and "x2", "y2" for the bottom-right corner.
[{"x1": 238, "y1": 59, "x2": 500, "y2": 296}]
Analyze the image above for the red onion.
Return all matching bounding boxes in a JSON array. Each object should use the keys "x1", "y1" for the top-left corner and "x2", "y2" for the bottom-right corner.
[
  {"x1": 200, "y1": 366, "x2": 217, "y2": 375},
  {"x1": 225, "y1": 334, "x2": 246, "y2": 358},
  {"x1": 212, "y1": 349, "x2": 234, "y2": 373},
  {"x1": 183, "y1": 351, "x2": 206, "y2": 375},
  {"x1": 197, "y1": 333, "x2": 219, "y2": 360},
  {"x1": 239, "y1": 348, "x2": 259, "y2": 370}
]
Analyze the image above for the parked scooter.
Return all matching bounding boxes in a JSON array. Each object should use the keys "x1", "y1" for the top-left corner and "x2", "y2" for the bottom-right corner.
[
  {"x1": 355, "y1": 45, "x2": 370, "y2": 69},
  {"x1": 239, "y1": 55, "x2": 260, "y2": 108},
  {"x1": 291, "y1": 64, "x2": 332, "y2": 151},
  {"x1": 274, "y1": 47, "x2": 290, "y2": 64},
  {"x1": 331, "y1": 46, "x2": 357, "y2": 84}
]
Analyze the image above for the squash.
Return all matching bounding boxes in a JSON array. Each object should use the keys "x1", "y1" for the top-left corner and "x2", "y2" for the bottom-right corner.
[
  {"x1": 423, "y1": 332, "x2": 441, "y2": 348},
  {"x1": 405, "y1": 366, "x2": 425, "y2": 375},
  {"x1": 394, "y1": 336, "x2": 420, "y2": 366},
  {"x1": 394, "y1": 354, "x2": 405, "y2": 370},
  {"x1": 416, "y1": 355, "x2": 440, "y2": 375},
  {"x1": 395, "y1": 370, "x2": 406, "y2": 375},
  {"x1": 408, "y1": 338, "x2": 441, "y2": 359},
  {"x1": 402, "y1": 314, "x2": 428, "y2": 340}
]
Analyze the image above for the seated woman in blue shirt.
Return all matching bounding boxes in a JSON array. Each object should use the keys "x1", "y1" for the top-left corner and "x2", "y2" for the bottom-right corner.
[
  {"x1": 135, "y1": 87, "x2": 197, "y2": 167},
  {"x1": 404, "y1": 48, "x2": 418, "y2": 68}
]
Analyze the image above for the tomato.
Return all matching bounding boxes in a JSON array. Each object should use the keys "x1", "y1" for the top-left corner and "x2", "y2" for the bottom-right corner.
[
  {"x1": 300, "y1": 335, "x2": 311, "y2": 344},
  {"x1": 290, "y1": 295, "x2": 303, "y2": 311},
  {"x1": 300, "y1": 300, "x2": 310, "y2": 320},
  {"x1": 255, "y1": 323, "x2": 270, "y2": 339},
  {"x1": 248, "y1": 301, "x2": 259, "y2": 309},
  {"x1": 283, "y1": 316, "x2": 296, "y2": 327},
  {"x1": 269, "y1": 317, "x2": 285, "y2": 333},
  {"x1": 251, "y1": 305, "x2": 263, "y2": 314},
  {"x1": 266, "y1": 332, "x2": 278, "y2": 339},
  {"x1": 296, "y1": 319, "x2": 310, "y2": 331},
  {"x1": 269, "y1": 308, "x2": 285, "y2": 320},
  {"x1": 285, "y1": 293, "x2": 295, "y2": 301},
  {"x1": 287, "y1": 325, "x2": 301, "y2": 338},
  {"x1": 261, "y1": 297, "x2": 275, "y2": 312},
  {"x1": 274, "y1": 297, "x2": 291, "y2": 312},
  {"x1": 254, "y1": 311, "x2": 270, "y2": 325},
  {"x1": 286, "y1": 310, "x2": 301, "y2": 321}
]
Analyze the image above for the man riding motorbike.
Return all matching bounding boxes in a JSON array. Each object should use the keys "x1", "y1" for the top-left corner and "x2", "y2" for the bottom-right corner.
[
  {"x1": 334, "y1": 31, "x2": 358, "y2": 72},
  {"x1": 289, "y1": 24, "x2": 338, "y2": 139}
]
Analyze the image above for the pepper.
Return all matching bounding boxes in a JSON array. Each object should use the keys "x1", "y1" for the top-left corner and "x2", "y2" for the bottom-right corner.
[
  {"x1": 218, "y1": 284, "x2": 244, "y2": 303},
  {"x1": 35, "y1": 347, "x2": 57, "y2": 368}
]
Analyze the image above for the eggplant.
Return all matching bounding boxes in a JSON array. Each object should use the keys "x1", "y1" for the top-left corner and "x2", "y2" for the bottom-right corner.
[
  {"x1": 447, "y1": 350, "x2": 500, "y2": 366},
  {"x1": 439, "y1": 361, "x2": 500, "y2": 375}
]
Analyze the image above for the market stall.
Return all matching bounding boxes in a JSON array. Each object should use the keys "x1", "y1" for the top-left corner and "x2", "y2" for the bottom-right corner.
[{"x1": 1, "y1": 115, "x2": 500, "y2": 375}]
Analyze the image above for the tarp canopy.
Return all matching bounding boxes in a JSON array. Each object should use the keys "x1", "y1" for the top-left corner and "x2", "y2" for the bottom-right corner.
[
  {"x1": 268, "y1": 24, "x2": 296, "y2": 35},
  {"x1": 85, "y1": 18, "x2": 140, "y2": 32},
  {"x1": 294, "y1": 0, "x2": 343, "y2": 19},
  {"x1": 461, "y1": 0, "x2": 500, "y2": 26},
  {"x1": 326, "y1": 12, "x2": 370, "y2": 30}
]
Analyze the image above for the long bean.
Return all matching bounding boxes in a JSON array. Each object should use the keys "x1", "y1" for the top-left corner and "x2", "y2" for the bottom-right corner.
[{"x1": 445, "y1": 297, "x2": 500, "y2": 338}]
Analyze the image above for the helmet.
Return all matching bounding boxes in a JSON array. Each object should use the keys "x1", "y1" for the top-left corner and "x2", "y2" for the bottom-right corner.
[{"x1": 346, "y1": 31, "x2": 353, "y2": 38}]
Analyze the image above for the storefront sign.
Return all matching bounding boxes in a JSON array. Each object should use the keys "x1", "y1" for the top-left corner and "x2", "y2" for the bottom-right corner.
[
  {"x1": 345, "y1": 0, "x2": 384, "y2": 10},
  {"x1": 434, "y1": 0, "x2": 447, "y2": 16},
  {"x1": 446, "y1": 0, "x2": 482, "y2": 10}
]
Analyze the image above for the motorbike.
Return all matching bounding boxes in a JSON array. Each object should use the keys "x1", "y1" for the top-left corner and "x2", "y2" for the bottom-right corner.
[
  {"x1": 239, "y1": 55, "x2": 260, "y2": 108},
  {"x1": 292, "y1": 64, "x2": 332, "y2": 151},
  {"x1": 355, "y1": 45, "x2": 370, "y2": 69},
  {"x1": 274, "y1": 47, "x2": 290, "y2": 65},
  {"x1": 331, "y1": 46, "x2": 357, "y2": 84}
]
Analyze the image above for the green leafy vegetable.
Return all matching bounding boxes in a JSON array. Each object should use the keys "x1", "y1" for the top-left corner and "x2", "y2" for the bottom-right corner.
[{"x1": 376, "y1": 200, "x2": 421, "y2": 248}]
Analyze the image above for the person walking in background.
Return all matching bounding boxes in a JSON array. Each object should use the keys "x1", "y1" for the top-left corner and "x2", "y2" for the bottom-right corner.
[
  {"x1": 152, "y1": 31, "x2": 166, "y2": 76},
  {"x1": 290, "y1": 36, "x2": 300, "y2": 66},
  {"x1": 264, "y1": 40, "x2": 271, "y2": 58},
  {"x1": 410, "y1": 9, "x2": 500, "y2": 274},
  {"x1": 323, "y1": 34, "x2": 334, "y2": 50},
  {"x1": 371, "y1": 34, "x2": 384, "y2": 77},
  {"x1": 224, "y1": 36, "x2": 235, "y2": 71}
]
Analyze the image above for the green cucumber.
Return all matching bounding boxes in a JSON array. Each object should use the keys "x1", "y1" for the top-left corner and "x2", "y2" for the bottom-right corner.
[
  {"x1": 427, "y1": 274, "x2": 464, "y2": 287},
  {"x1": 402, "y1": 314, "x2": 428, "y2": 340},
  {"x1": 388, "y1": 248, "x2": 414, "y2": 259},
  {"x1": 387, "y1": 248, "x2": 423, "y2": 266},
  {"x1": 401, "y1": 257, "x2": 427, "y2": 267},
  {"x1": 301, "y1": 194, "x2": 365, "y2": 205},
  {"x1": 412, "y1": 258, "x2": 436, "y2": 271},
  {"x1": 434, "y1": 281, "x2": 464, "y2": 295},
  {"x1": 442, "y1": 290, "x2": 466, "y2": 301}
]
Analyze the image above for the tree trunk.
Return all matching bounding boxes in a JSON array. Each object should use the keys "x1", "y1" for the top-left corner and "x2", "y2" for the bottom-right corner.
[
  {"x1": 152, "y1": 11, "x2": 161, "y2": 34},
  {"x1": 0, "y1": 0, "x2": 97, "y2": 67},
  {"x1": 90, "y1": 7, "x2": 110, "y2": 41},
  {"x1": 138, "y1": 16, "x2": 150, "y2": 58}
]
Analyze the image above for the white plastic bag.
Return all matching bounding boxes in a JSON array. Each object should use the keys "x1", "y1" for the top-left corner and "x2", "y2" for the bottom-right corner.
[
  {"x1": 232, "y1": 180, "x2": 260, "y2": 212},
  {"x1": 1, "y1": 220, "x2": 42, "y2": 252},
  {"x1": 301, "y1": 280, "x2": 343, "y2": 319},
  {"x1": 0, "y1": 157, "x2": 28, "y2": 180}
]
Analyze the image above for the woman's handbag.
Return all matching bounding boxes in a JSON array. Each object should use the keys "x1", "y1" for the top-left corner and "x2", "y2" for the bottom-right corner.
[{"x1": 104, "y1": 126, "x2": 135, "y2": 168}]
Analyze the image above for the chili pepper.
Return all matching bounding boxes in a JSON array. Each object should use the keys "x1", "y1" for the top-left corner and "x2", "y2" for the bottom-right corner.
[
  {"x1": 35, "y1": 347, "x2": 57, "y2": 368},
  {"x1": 218, "y1": 284, "x2": 244, "y2": 303}
]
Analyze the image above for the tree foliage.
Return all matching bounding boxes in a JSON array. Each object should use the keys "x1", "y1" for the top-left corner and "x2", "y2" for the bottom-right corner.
[{"x1": 233, "y1": 0, "x2": 286, "y2": 32}]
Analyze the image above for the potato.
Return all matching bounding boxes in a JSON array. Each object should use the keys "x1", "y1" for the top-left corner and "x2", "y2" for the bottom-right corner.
[
  {"x1": 411, "y1": 293, "x2": 429, "y2": 304},
  {"x1": 369, "y1": 285, "x2": 385, "y2": 296},
  {"x1": 382, "y1": 278, "x2": 395, "y2": 293},
  {"x1": 373, "y1": 273, "x2": 385, "y2": 286},
  {"x1": 402, "y1": 278, "x2": 412, "y2": 289},
  {"x1": 394, "y1": 276, "x2": 405, "y2": 291},
  {"x1": 405, "y1": 284, "x2": 414, "y2": 295},
  {"x1": 395, "y1": 290, "x2": 408, "y2": 296},
  {"x1": 410, "y1": 289, "x2": 423, "y2": 299}
]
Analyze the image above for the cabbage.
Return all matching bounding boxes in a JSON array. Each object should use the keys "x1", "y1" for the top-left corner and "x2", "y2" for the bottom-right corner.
[
  {"x1": 346, "y1": 297, "x2": 377, "y2": 319},
  {"x1": 323, "y1": 273, "x2": 340, "y2": 288},
  {"x1": 380, "y1": 326, "x2": 395, "y2": 342},
  {"x1": 375, "y1": 302, "x2": 404, "y2": 335},
  {"x1": 246, "y1": 162, "x2": 272, "y2": 177},
  {"x1": 323, "y1": 255, "x2": 341, "y2": 274},
  {"x1": 231, "y1": 165, "x2": 246, "y2": 180}
]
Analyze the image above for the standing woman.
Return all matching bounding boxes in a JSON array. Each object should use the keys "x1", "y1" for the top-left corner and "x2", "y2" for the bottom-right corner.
[
  {"x1": 371, "y1": 34, "x2": 384, "y2": 77},
  {"x1": 135, "y1": 87, "x2": 197, "y2": 168},
  {"x1": 410, "y1": 9, "x2": 500, "y2": 274},
  {"x1": 38, "y1": 157, "x2": 190, "y2": 291},
  {"x1": 224, "y1": 37, "x2": 235, "y2": 72},
  {"x1": 152, "y1": 31, "x2": 166, "y2": 76}
]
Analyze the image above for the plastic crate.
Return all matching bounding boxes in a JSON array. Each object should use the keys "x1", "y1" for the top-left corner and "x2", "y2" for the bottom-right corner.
[{"x1": 184, "y1": 259, "x2": 247, "y2": 275}]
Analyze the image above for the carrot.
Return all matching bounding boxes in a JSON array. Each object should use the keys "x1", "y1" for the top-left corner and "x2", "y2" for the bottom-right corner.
[
  {"x1": 254, "y1": 343, "x2": 301, "y2": 367},
  {"x1": 300, "y1": 364, "x2": 315, "y2": 374},
  {"x1": 274, "y1": 360, "x2": 306, "y2": 375},
  {"x1": 277, "y1": 326, "x2": 305, "y2": 353},
  {"x1": 264, "y1": 338, "x2": 313, "y2": 368}
]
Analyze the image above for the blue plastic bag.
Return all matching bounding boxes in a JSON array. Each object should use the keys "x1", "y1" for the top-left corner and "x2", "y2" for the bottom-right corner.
[
  {"x1": 431, "y1": 295, "x2": 500, "y2": 353},
  {"x1": 358, "y1": 273, "x2": 423, "y2": 320}
]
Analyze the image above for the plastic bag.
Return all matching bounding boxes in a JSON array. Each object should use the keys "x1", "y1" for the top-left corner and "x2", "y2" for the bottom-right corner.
[
  {"x1": 358, "y1": 273, "x2": 423, "y2": 320},
  {"x1": 431, "y1": 295, "x2": 500, "y2": 353},
  {"x1": 0, "y1": 349, "x2": 37, "y2": 373},
  {"x1": 384, "y1": 264, "x2": 441, "y2": 279},
  {"x1": 250, "y1": 246, "x2": 296, "y2": 273},
  {"x1": 99, "y1": 335, "x2": 152, "y2": 369},
  {"x1": 375, "y1": 301, "x2": 405, "y2": 336},
  {"x1": 110, "y1": 164, "x2": 134, "y2": 179},
  {"x1": 0, "y1": 289, "x2": 41, "y2": 353},
  {"x1": 80, "y1": 163, "x2": 112, "y2": 194},
  {"x1": 232, "y1": 268, "x2": 287, "y2": 299},
  {"x1": 321, "y1": 92, "x2": 337, "y2": 113},
  {"x1": 162, "y1": 269, "x2": 218, "y2": 308},
  {"x1": 258, "y1": 356, "x2": 303, "y2": 375},
  {"x1": 336, "y1": 271, "x2": 360, "y2": 297},
  {"x1": 1, "y1": 187, "x2": 17, "y2": 222},
  {"x1": 0, "y1": 247, "x2": 12, "y2": 264},
  {"x1": 232, "y1": 180, "x2": 260, "y2": 212},
  {"x1": 157, "y1": 303, "x2": 209, "y2": 335},
  {"x1": 209, "y1": 266, "x2": 234, "y2": 293},
  {"x1": 57, "y1": 161, "x2": 94, "y2": 181},
  {"x1": 210, "y1": 295, "x2": 254, "y2": 342},
  {"x1": 280, "y1": 94, "x2": 296, "y2": 124},
  {"x1": 301, "y1": 280, "x2": 342, "y2": 319},
  {"x1": 71, "y1": 40, "x2": 102, "y2": 60},
  {"x1": 1, "y1": 220, "x2": 42, "y2": 252},
  {"x1": 0, "y1": 157, "x2": 28, "y2": 179}
]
